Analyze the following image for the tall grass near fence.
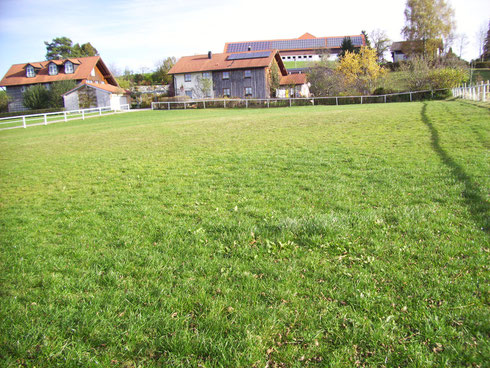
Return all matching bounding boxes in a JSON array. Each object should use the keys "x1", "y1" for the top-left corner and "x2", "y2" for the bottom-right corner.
[
  {"x1": 152, "y1": 89, "x2": 450, "y2": 111},
  {"x1": 0, "y1": 102, "x2": 488, "y2": 367}
]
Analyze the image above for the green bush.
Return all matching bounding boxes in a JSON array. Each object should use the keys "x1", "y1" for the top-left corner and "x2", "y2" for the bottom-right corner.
[
  {"x1": 23, "y1": 85, "x2": 52, "y2": 110},
  {"x1": 429, "y1": 68, "x2": 468, "y2": 89},
  {"x1": 0, "y1": 90, "x2": 9, "y2": 112},
  {"x1": 49, "y1": 81, "x2": 77, "y2": 108}
]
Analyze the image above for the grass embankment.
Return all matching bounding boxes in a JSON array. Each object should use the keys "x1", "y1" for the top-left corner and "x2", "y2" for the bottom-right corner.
[
  {"x1": 0, "y1": 102, "x2": 488, "y2": 367},
  {"x1": 471, "y1": 69, "x2": 490, "y2": 84}
]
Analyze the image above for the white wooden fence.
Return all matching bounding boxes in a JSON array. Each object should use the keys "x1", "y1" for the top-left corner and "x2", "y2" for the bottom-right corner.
[
  {"x1": 0, "y1": 104, "x2": 130, "y2": 131},
  {"x1": 151, "y1": 89, "x2": 451, "y2": 111},
  {"x1": 452, "y1": 81, "x2": 490, "y2": 102}
]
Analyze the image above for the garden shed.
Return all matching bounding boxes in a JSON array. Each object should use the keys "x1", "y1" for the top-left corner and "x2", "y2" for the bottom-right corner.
[{"x1": 63, "y1": 82, "x2": 130, "y2": 110}]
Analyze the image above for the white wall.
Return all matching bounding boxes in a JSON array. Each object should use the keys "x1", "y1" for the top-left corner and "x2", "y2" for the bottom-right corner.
[
  {"x1": 174, "y1": 72, "x2": 214, "y2": 99},
  {"x1": 110, "y1": 94, "x2": 128, "y2": 110},
  {"x1": 96, "y1": 89, "x2": 111, "y2": 108}
]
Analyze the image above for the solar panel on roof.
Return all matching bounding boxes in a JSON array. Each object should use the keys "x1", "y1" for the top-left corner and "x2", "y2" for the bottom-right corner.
[
  {"x1": 227, "y1": 51, "x2": 271, "y2": 60},
  {"x1": 227, "y1": 41, "x2": 272, "y2": 53},
  {"x1": 226, "y1": 36, "x2": 362, "y2": 53},
  {"x1": 327, "y1": 36, "x2": 364, "y2": 48},
  {"x1": 271, "y1": 38, "x2": 326, "y2": 50}
]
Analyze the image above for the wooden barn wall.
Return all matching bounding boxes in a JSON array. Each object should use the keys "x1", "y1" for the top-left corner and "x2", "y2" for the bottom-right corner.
[{"x1": 212, "y1": 68, "x2": 267, "y2": 99}]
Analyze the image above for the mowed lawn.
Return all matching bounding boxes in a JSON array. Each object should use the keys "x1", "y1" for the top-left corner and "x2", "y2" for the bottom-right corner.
[{"x1": 0, "y1": 101, "x2": 488, "y2": 367}]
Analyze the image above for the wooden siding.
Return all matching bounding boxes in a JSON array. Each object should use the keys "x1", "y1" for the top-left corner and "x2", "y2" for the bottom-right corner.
[
  {"x1": 212, "y1": 68, "x2": 267, "y2": 99},
  {"x1": 6, "y1": 85, "x2": 28, "y2": 112}
]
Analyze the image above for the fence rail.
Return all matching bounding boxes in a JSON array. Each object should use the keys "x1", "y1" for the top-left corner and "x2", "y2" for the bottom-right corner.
[
  {"x1": 452, "y1": 81, "x2": 489, "y2": 102},
  {"x1": 0, "y1": 104, "x2": 130, "y2": 131},
  {"x1": 152, "y1": 89, "x2": 451, "y2": 111}
]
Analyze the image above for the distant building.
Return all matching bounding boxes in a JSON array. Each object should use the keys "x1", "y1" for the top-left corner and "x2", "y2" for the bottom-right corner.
[
  {"x1": 277, "y1": 74, "x2": 310, "y2": 98},
  {"x1": 391, "y1": 40, "x2": 444, "y2": 62},
  {"x1": 224, "y1": 33, "x2": 366, "y2": 66},
  {"x1": 0, "y1": 56, "x2": 124, "y2": 112},
  {"x1": 168, "y1": 50, "x2": 288, "y2": 99}
]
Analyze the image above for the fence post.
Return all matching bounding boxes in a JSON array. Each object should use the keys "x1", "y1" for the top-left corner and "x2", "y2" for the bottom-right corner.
[
  {"x1": 360, "y1": 96, "x2": 363, "y2": 104},
  {"x1": 267, "y1": 100, "x2": 269, "y2": 108},
  {"x1": 184, "y1": 102, "x2": 186, "y2": 109},
  {"x1": 82, "y1": 110, "x2": 85, "y2": 120},
  {"x1": 312, "y1": 98, "x2": 315, "y2": 106},
  {"x1": 245, "y1": 100, "x2": 248, "y2": 108},
  {"x1": 336, "y1": 97, "x2": 338, "y2": 106},
  {"x1": 203, "y1": 100, "x2": 206, "y2": 109},
  {"x1": 431, "y1": 90, "x2": 434, "y2": 99},
  {"x1": 64, "y1": 111, "x2": 67, "y2": 122},
  {"x1": 224, "y1": 100, "x2": 226, "y2": 108},
  {"x1": 44, "y1": 114, "x2": 48, "y2": 125},
  {"x1": 99, "y1": 107, "x2": 102, "y2": 116},
  {"x1": 384, "y1": 95, "x2": 387, "y2": 103},
  {"x1": 168, "y1": 102, "x2": 170, "y2": 110},
  {"x1": 410, "y1": 92, "x2": 413, "y2": 102},
  {"x1": 289, "y1": 98, "x2": 292, "y2": 107},
  {"x1": 22, "y1": 116, "x2": 26, "y2": 128}
]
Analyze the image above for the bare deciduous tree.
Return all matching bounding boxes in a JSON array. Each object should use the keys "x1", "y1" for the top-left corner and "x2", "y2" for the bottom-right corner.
[{"x1": 370, "y1": 29, "x2": 391, "y2": 62}]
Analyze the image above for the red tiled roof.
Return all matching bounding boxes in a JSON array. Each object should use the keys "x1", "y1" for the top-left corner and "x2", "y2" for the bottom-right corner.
[
  {"x1": 298, "y1": 33, "x2": 316, "y2": 39},
  {"x1": 63, "y1": 81, "x2": 129, "y2": 96},
  {"x1": 85, "y1": 82, "x2": 128, "y2": 94},
  {"x1": 0, "y1": 56, "x2": 117, "y2": 87},
  {"x1": 169, "y1": 50, "x2": 287, "y2": 75},
  {"x1": 280, "y1": 74, "x2": 307, "y2": 85}
]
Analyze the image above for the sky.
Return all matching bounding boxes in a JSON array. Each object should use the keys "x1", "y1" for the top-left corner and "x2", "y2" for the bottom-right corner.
[{"x1": 0, "y1": 0, "x2": 489, "y2": 77}]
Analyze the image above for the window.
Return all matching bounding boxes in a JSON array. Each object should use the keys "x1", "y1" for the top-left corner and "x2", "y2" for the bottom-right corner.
[
  {"x1": 244, "y1": 70, "x2": 251, "y2": 78},
  {"x1": 222, "y1": 71, "x2": 229, "y2": 80},
  {"x1": 223, "y1": 88, "x2": 231, "y2": 97},
  {"x1": 21, "y1": 86, "x2": 27, "y2": 92},
  {"x1": 184, "y1": 73, "x2": 191, "y2": 82},
  {"x1": 202, "y1": 72, "x2": 211, "y2": 79},
  {"x1": 185, "y1": 90, "x2": 193, "y2": 98},
  {"x1": 91, "y1": 68, "x2": 96, "y2": 77},
  {"x1": 26, "y1": 65, "x2": 35, "y2": 78},
  {"x1": 48, "y1": 63, "x2": 58, "y2": 75},
  {"x1": 309, "y1": 55, "x2": 313, "y2": 58},
  {"x1": 245, "y1": 87, "x2": 252, "y2": 96},
  {"x1": 287, "y1": 56, "x2": 291, "y2": 59},
  {"x1": 65, "y1": 61, "x2": 74, "y2": 74}
]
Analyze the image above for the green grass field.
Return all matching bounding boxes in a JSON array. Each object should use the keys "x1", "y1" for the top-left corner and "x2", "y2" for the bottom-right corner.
[{"x1": 1, "y1": 101, "x2": 489, "y2": 367}]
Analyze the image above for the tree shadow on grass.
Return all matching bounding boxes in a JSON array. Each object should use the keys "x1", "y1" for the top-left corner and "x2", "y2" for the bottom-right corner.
[{"x1": 421, "y1": 102, "x2": 489, "y2": 233}]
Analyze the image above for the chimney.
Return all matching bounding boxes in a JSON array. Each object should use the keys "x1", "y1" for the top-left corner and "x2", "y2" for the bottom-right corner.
[
  {"x1": 248, "y1": 45, "x2": 251, "y2": 52},
  {"x1": 208, "y1": 51, "x2": 212, "y2": 59}
]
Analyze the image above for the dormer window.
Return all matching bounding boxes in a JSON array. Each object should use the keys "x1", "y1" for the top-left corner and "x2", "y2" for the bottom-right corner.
[
  {"x1": 26, "y1": 65, "x2": 35, "y2": 78},
  {"x1": 48, "y1": 63, "x2": 58, "y2": 75},
  {"x1": 64, "y1": 61, "x2": 74, "y2": 74}
]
